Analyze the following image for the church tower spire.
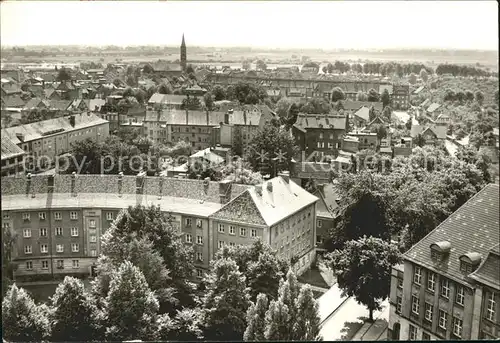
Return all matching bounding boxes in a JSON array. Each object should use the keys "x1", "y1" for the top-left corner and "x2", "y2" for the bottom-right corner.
[{"x1": 180, "y1": 33, "x2": 187, "y2": 72}]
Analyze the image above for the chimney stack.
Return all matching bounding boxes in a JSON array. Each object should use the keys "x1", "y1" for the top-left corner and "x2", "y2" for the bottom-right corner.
[
  {"x1": 118, "y1": 172, "x2": 123, "y2": 197},
  {"x1": 71, "y1": 172, "x2": 77, "y2": 197},
  {"x1": 158, "y1": 176, "x2": 164, "y2": 200},
  {"x1": 267, "y1": 181, "x2": 273, "y2": 192},
  {"x1": 316, "y1": 183, "x2": 325, "y2": 197},
  {"x1": 185, "y1": 108, "x2": 189, "y2": 125},
  {"x1": 255, "y1": 184, "x2": 262, "y2": 196},
  {"x1": 69, "y1": 115, "x2": 76, "y2": 127},
  {"x1": 136, "y1": 172, "x2": 145, "y2": 195},
  {"x1": 26, "y1": 173, "x2": 32, "y2": 197},
  {"x1": 219, "y1": 179, "x2": 233, "y2": 204}
]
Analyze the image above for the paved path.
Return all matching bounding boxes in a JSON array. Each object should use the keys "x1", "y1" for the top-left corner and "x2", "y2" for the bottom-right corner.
[
  {"x1": 299, "y1": 283, "x2": 328, "y2": 294},
  {"x1": 351, "y1": 301, "x2": 389, "y2": 341}
]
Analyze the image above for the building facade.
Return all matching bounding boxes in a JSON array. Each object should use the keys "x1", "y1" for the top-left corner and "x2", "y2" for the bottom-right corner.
[{"x1": 388, "y1": 184, "x2": 499, "y2": 341}]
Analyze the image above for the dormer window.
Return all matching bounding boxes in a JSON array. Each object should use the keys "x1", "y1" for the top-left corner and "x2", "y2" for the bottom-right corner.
[
  {"x1": 430, "y1": 241, "x2": 451, "y2": 262},
  {"x1": 459, "y1": 252, "x2": 482, "y2": 275}
]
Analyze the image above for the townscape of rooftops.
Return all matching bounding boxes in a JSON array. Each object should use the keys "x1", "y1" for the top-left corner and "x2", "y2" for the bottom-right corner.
[{"x1": 1, "y1": 5, "x2": 499, "y2": 342}]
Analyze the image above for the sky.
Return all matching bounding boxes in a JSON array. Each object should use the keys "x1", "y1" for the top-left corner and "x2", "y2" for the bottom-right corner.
[{"x1": 1, "y1": 1, "x2": 498, "y2": 50}]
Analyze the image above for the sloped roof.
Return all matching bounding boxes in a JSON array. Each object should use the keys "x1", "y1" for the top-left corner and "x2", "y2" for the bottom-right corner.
[
  {"x1": 190, "y1": 148, "x2": 225, "y2": 165},
  {"x1": 49, "y1": 100, "x2": 72, "y2": 111},
  {"x1": 294, "y1": 114, "x2": 347, "y2": 131},
  {"x1": 354, "y1": 106, "x2": 370, "y2": 122},
  {"x1": 148, "y1": 93, "x2": 166, "y2": 104},
  {"x1": 340, "y1": 101, "x2": 383, "y2": 112},
  {"x1": 84, "y1": 99, "x2": 106, "y2": 112},
  {"x1": 468, "y1": 244, "x2": 500, "y2": 290},
  {"x1": 427, "y1": 103, "x2": 441, "y2": 113},
  {"x1": 405, "y1": 184, "x2": 499, "y2": 287},
  {"x1": 2, "y1": 113, "x2": 109, "y2": 144},
  {"x1": 2, "y1": 95, "x2": 26, "y2": 108},
  {"x1": 210, "y1": 190, "x2": 267, "y2": 226},
  {"x1": 410, "y1": 125, "x2": 447, "y2": 139},
  {"x1": 413, "y1": 86, "x2": 425, "y2": 94},
  {"x1": 313, "y1": 183, "x2": 339, "y2": 219},
  {"x1": 1, "y1": 136, "x2": 25, "y2": 160}
]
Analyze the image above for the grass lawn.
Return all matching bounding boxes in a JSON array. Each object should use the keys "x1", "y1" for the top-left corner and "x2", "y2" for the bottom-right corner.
[{"x1": 298, "y1": 266, "x2": 330, "y2": 289}]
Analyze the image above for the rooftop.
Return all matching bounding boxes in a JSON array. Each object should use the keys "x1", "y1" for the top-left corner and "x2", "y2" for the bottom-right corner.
[
  {"x1": 1, "y1": 136, "x2": 25, "y2": 161},
  {"x1": 405, "y1": 184, "x2": 499, "y2": 287},
  {"x1": 294, "y1": 114, "x2": 347, "y2": 130}
]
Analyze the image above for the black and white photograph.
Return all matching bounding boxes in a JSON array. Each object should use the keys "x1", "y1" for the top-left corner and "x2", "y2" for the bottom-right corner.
[{"x1": 0, "y1": 1, "x2": 499, "y2": 341}]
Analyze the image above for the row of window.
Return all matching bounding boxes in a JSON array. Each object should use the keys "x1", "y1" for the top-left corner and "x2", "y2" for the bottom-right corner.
[
  {"x1": 217, "y1": 224, "x2": 257, "y2": 237},
  {"x1": 23, "y1": 227, "x2": 80, "y2": 238},
  {"x1": 25, "y1": 259, "x2": 80, "y2": 270},
  {"x1": 316, "y1": 142, "x2": 341, "y2": 149},
  {"x1": 21, "y1": 212, "x2": 114, "y2": 221},
  {"x1": 275, "y1": 228, "x2": 311, "y2": 248},
  {"x1": 274, "y1": 210, "x2": 312, "y2": 237},
  {"x1": 25, "y1": 243, "x2": 82, "y2": 254},
  {"x1": 413, "y1": 266, "x2": 464, "y2": 304},
  {"x1": 406, "y1": 309, "x2": 463, "y2": 338},
  {"x1": 185, "y1": 218, "x2": 203, "y2": 228}
]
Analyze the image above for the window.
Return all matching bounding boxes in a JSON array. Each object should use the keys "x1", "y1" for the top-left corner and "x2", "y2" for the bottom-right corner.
[
  {"x1": 89, "y1": 219, "x2": 96, "y2": 228},
  {"x1": 396, "y1": 296, "x2": 402, "y2": 314},
  {"x1": 185, "y1": 234, "x2": 193, "y2": 243},
  {"x1": 229, "y1": 226, "x2": 235, "y2": 235},
  {"x1": 55, "y1": 227, "x2": 63, "y2": 236},
  {"x1": 456, "y1": 286, "x2": 465, "y2": 306},
  {"x1": 411, "y1": 295, "x2": 420, "y2": 315},
  {"x1": 24, "y1": 245, "x2": 32, "y2": 254},
  {"x1": 218, "y1": 224, "x2": 225, "y2": 233},
  {"x1": 196, "y1": 219, "x2": 202, "y2": 228},
  {"x1": 54, "y1": 212, "x2": 62, "y2": 220},
  {"x1": 229, "y1": 242, "x2": 235, "y2": 247},
  {"x1": 71, "y1": 227, "x2": 79, "y2": 237},
  {"x1": 218, "y1": 241, "x2": 224, "y2": 249},
  {"x1": 71, "y1": 243, "x2": 79, "y2": 252},
  {"x1": 90, "y1": 235, "x2": 97, "y2": 243},
  {"x1": 106, "y1": 212, "x2": 114, "y2": 221},
  {"x1": 413, "y1": 266, "x2": 422, "y2": 285},
  {"x1": 40, "y1": 244, "x2": 48, "y2": 253},
  {"x1": 453, "y1": 317, "x2": 463, "y2": 337},
  {"x1": 91, "y1": 249, "x2": 97, "y2": 257},
  {"x1": 197, "y1": 235, "x2": 203, "y2": 245},
  {"x1": 70, "y1": 211, "x2": 78, "y2": 220},
  {"x1": 23, "y1": 228, "x2": 31, "y2": 238},
  {"x1": 196, "y1": 269, "x2": 203, "y2": 278},
  {"x1": 397, "y1": 278, "x2": 403, "y2": 289},
  {"x1": 40, "y1": 228, "x2": 47, "y2": 237},
  {"x1": 460, "y1": 261, "x2": 473, "y2": 274},
  {"x1": 56, "y1": 244, "x2": 64, "y2": 253},
  {"x1": 487, "y1": 292, "x2": 496, "y2": 321},
  {"x1": 441, "y1": 279, "x2": 450, "y2": 299},
  {"x1": 23, "y1": 213, "x2": 30, "y2": 221},
  {"x1": 72, "y1": 260, "x2": 79, "y2": 269},
  {"x1": 425, "y1": 302, "x2": 433, "y2": 321},
  {"x1": 38, "y1": 212, "x2": 46, "y2": 220},
  {"x1": 57, "y1": 260, "x2": 64, "y2": 269},
  {"x1": 185, "y1": 218, "x2": 192, "y2": 227},
  {"x1": 409, "y1": 325, "x2": 418, "y2": 340},
  {"x1": 317, "y1": 220, "x2": 322, "y2": 228},
  {"x1": 439, "y1": 310, "x2": 448, "y2": 329},
  {"x1": 197, "y1": 252, "x2": 203, "y2": 262},
  {"x1": 251, "y1": 229, "x2": 257, "y2": 238},
  {"x1": 42, "y1": 260, "x2": 49, "y2": 270},
  {"x1": 427, "y1": 272, "x2": 436, "y2": 292},
  {"x1": 240, "y1": 227, "x2": 246, "y2": 237},
  {"x1": 422, "y1": 332, "x2": 431, "y2": 340}
]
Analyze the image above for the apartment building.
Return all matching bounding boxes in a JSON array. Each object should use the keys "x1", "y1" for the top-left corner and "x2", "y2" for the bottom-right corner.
[
  {"x1": 392, "y1": 84, "x2": 410, "y2": 110},
  {"x1": 1, "y1": 172, "x2": 318, "y2": 283},
  {"x1": 388, "y1": 184, "x2": 499, "y2": 340},
  {"x1": 292, "y1": 114, "x2": 348, "y2": 159},
  {"x1": 1, "y1": 113, "x2": 109, "y2": 169},
  {"x1": 1, "y1": 136, "x2": 26, "y2": 177},
  {"x1": 210, "y1": 172, "x2": 319, "y2": 274}
]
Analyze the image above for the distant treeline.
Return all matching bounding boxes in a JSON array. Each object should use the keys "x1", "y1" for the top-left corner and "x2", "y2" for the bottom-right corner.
[{"x1": 436, "y1": 63, "x2": 497, "y2": 77}]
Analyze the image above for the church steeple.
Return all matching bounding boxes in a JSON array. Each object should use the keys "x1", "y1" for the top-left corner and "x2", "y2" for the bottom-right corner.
[{"x1": 180, "y1": 33, "x2": 187, "y2": 72}]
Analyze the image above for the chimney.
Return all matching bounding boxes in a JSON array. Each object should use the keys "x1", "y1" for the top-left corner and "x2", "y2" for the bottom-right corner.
[
  {"x1": 219, "y1": 179, "x2": 233, "y2": 204},
  {"x1": 279, "y1": 171, "x2": 290, "y2": 183},
  {"x1": 26, "y1": 173, "x2": 32, "y2": 197},
  {"x1": 255, "y1": 184, "x2": 262, "y2": 196},
  {"x1": 71, "y1": 172, "x2": 77, "y2": 197},
  {"x1": 206, "y1": 109, "x2": 210, "y2": 126},
  {"x1": 243, "y1": 110, "x2": 247, "y2": 125},
  {"x1": 47, "y1": 174, "x2": 55, "y2": 193},
  {"x1": 118, "y1": 172, "x2": 123, "y2": 197},
  {"x1": 186, "y1": 108, "x2": 189, "y2": 125},
  {"x1": 267, "y1": 181, "x2": 273, "y2": 192},
  {"x1": 136, "y1": 172, "x2": 145, "y2": 194},
  {"x1": 69, "y1": 115, "x2": 76, "y2": 127},
  {"x1": 224, "y1": 112, "x2": 229, "y2": 125},
  {"x1": 316, "y1": 183, "x2": 325, "y2": 197},
  {"x1": 158, "y1": 177, "x2": 164, "y2": 200}
]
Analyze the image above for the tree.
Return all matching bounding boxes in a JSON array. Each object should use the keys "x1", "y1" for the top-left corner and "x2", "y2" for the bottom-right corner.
[
  {"x1": 475, "y1": 91, "x2": 484, "y2": 105},
  {"x1": 204, "y1": 92, "x2": 215, "y2": 110},
  {"x1": 367, "y1": 88, "x2": 380, "y2": 102},
  {"x1": 419, "y1": 68, "x2": 428, "y2": 82},
  {"x1": 186, "y1": 64, "x2": 195, "y2": 74},
  {"x1": 264, "y1": 299, "x2": 290, "y2": 341},
  {"x1": 229, "y1": 82, "x2": 267, "y2": 105},
  {"x1": 331, "y1": 87, "x2": 345, "y2": 102},
  {"x1": 256, "y1": 60, "x2": 267, "y2": 71},
  {"x1": 381, "y1": 89, "x2": 391, "y2": 109},
  {"x1": 159, "y1": 83, "x2": 172, "y2": 94},
  {"x1": 181, "y1": 95, "x2": 202, "y2": 110},
  {"x1": 465, "y1": 90, "x2": 475, "y2": 102},
  {"x1": 245, "y1": 125, "x2": 300, "y2": 176},
  {"x1": 326, "y1": 236, "x2": 401, "y2": 321},
  {"x1": 2, "y1": 284, "x2": 50, "y2": 342},
  {"x1": 299, "y1": 98, "x2": 331, "y2": 114},
  {"x1": 382, "y1": 105, "x2": 392, "y2": 120},
  {"x1": 357, "y1": 91, "x2": 368, "y2": 101},
  {"x1": 143, "y1": 64, "x2": 154, "y2": 74},
  {"x1": 415, "y1": 133, "x2": 426, "y2": 147},
  {"x1": 408, "y1": 73, "x2": 417, "y2": 84},
  {"x1": 56, "y1": 67, "x2": 72, "y2": 81},
  {"x1": 322, "y1": 66, "x2": 327, "y2": 74},
  {"x1": 219, "y1": 159, "x2": 264, "y2": 185},
  {"x1": 242, "y1": 60, "x2": 251, "y2": 70},
  {"x1": 50, "y1": 276, "x2": 103, "y2": 341},
  {"x1": 2, "y1": 225, "x2": 17, "y2": 296},
  {"x1": 126, "y1": 75, "x2": 136, "y2": 87},
  {"x1": 212, "y1": 85, "x2": 226, "y2": 101},
  {"x1": 495, "y1": 89, "x2": 499, "y2": 104},
  {"x1": 327, "y1": 63, "x2": 334, "y2": 74},
  {"x1": 293, "y1": 284, "x2": 321, "y2": 341},
  {"x1": 244, "y1": 293, "x2": 269, "y2": 341},
  {"x1": 105, "y1": 261, "x2": 160, "y2": 341},
  {"x1": 168, "y1": 308, "x2": 204, "y2": 341},
  {"x1": 371, "y1": 124, "x2": 387, "y2": 140},
  {"x1": 202, "y1": 258, "x2": 251, "y2": 341},
  {"x1": 275, "y1": 97, "x2": 295, "y2": 119}
]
